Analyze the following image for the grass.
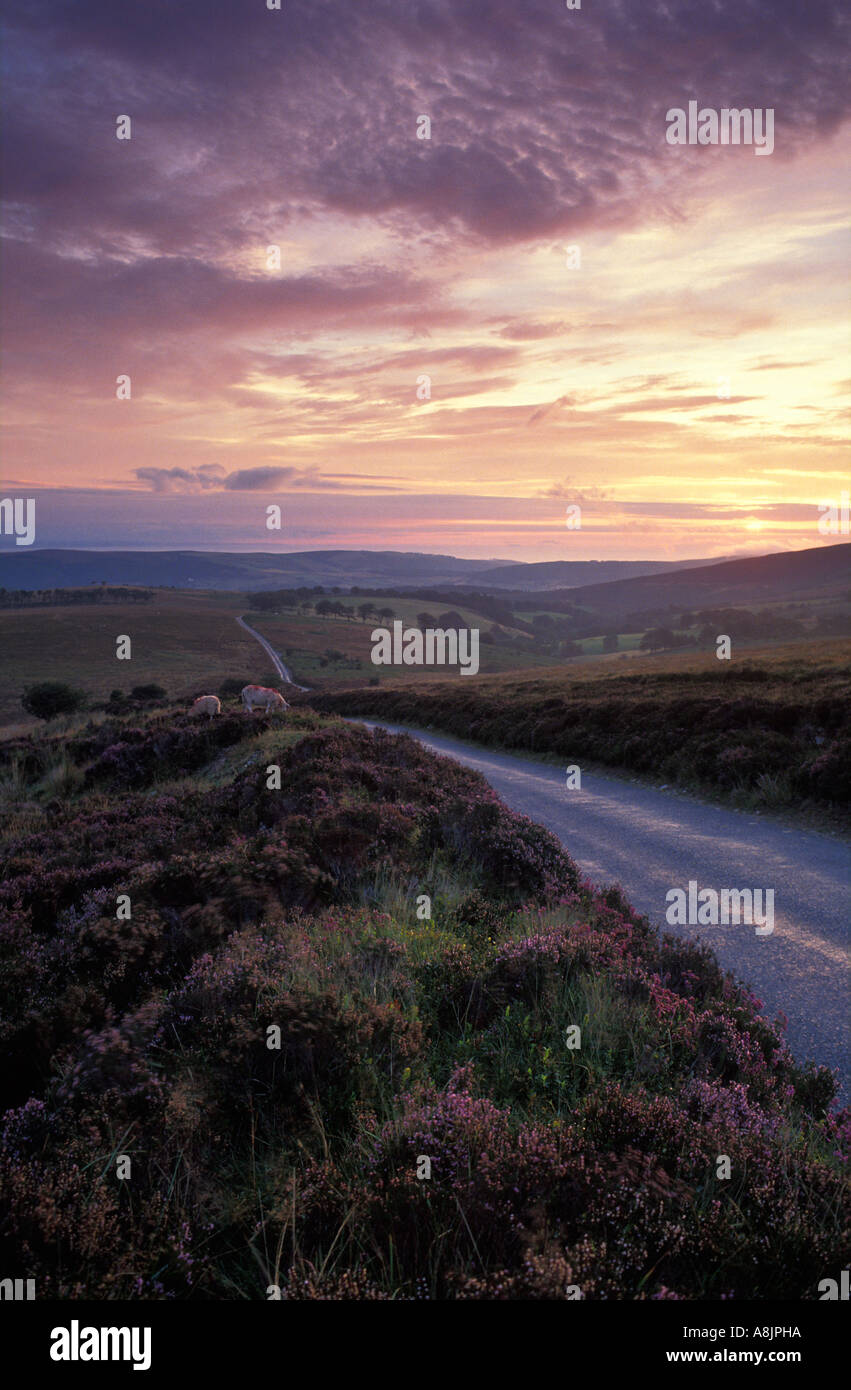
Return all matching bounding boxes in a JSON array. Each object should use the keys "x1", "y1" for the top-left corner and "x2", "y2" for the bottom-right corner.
[
  {"x1": 244, "y1": 607, "x2": 553, "y2": 688},
  {"x1": 302, "y1": 636, "x2": 851, "y2": 822},
  {"x1": 0, "y1": 591, "x2": 267, "y2": 732}
]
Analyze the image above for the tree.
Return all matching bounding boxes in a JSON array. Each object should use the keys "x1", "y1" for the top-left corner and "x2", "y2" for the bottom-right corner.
[
  {"x1": 437, "y1": 610, "x2": 465, "y2": 629},
  {"x1": 22, "y1": 682, "x2": 86, "y2": 721},
  {"x1": 357, "y1": 602, "x2": 376, "y2": 623},
  {"x1": 602, "y1": 633, "x2": 619, "y2": 653},
  {"x1": 417, "y1": 611, "x2": 437, "y2": 629},
  {"x1": 378, "y1": 607, "x2": 395, "y2": 622},
  {"x1": 131, "y1": 683, "x2": 166, "y2": 700},
  {"x1": 640, "y1": 626, "x2": 676, "y2": 651}
]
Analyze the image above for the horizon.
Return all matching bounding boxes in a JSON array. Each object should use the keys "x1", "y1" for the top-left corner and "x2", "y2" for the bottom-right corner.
[
  {"x1": 0, "y1": 538, "x2": 842, "y2": 565},
  {"x1": 0, "y1": 487, "x2": 847, "y2": 562}
]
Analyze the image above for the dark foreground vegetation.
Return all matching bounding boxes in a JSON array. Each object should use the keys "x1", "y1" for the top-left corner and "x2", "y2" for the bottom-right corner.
[
  {"x1": 304, "y1": 642, "x2": 851, "y2": 818},
  {"x1": 0, "y1": 707, "x2": 848, "y2": 1299}
]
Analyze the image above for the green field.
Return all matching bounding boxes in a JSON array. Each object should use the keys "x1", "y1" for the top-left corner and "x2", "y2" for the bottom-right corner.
[{"x1": 246, "y1": 604, "x2": 555, "y2": 688}]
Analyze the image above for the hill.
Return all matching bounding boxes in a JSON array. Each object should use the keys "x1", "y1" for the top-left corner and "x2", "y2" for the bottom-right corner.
[
  {"x1": 0, "y1": 548, "x2": 510, "y2": 593},
  {"x1": 0, "y1": 547, "x2": 755, "y2": 595},
  {"x1": 562, "y1": 542, "x2": 851, "y2": 618},
  {"x1": 0, "y1": 705, "x2": 846, "y2": 1299},
  {"x1": 469, "y1": 556, "x2": 728, "y2": 591}
]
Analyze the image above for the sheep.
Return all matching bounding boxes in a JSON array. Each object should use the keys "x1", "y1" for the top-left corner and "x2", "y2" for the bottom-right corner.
[
  {"x1": 191, "y1": 695, "x2": 222, "y2": 720},
  {"x1": 240, "y1": 684, "x2": 289, "y2": 714}
]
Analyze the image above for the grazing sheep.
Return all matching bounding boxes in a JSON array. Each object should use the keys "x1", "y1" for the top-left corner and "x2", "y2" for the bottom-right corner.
[
  {"x1": 192, "y1": 695, "x2": 222, "y2": 720},
  {"x1": 240, "y1": 684, "x2": 288, "y2": 714}
]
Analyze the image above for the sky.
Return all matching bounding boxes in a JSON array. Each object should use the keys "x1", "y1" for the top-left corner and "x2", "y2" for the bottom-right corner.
[{"x1": 1, "y1": 0, "x2": 849, "y2": 561}]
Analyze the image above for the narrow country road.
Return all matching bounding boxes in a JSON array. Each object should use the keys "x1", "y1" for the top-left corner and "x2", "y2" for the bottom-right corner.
[
  {"x1": 356, "y1": 720, "x2": 850, "y2": 1101},
  {"x1": 236, "y1": 616, "x2": 311, "y2": 691}
]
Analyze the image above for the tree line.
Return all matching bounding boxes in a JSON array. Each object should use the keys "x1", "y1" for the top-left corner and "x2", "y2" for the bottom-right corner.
[{"x1": 0, "y1": 586, "x2": 155, "y2": 608}]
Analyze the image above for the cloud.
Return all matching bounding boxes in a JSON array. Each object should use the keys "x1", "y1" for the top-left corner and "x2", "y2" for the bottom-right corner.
[
  {"x1": 542, "y1": 479, "x2": 612, "y2": 502},
  {"x1": 4, "y1": 1, "x2": 849, "y2": 513},
  {"x1": 495, "y1": 319, "x2": 570, "y2": 340},
  {"x1": 5, "y1": 0, "x2": 849, "y2": 260},
  {"x1": 134, "y1": 465, "x2": 225, "y2": 494},
  {"x1": 134, "y1": 463, "x2": 402, "y2": 493},
  {"x1": 527, "y1": 394, "x2": 575, "y2": 426}
]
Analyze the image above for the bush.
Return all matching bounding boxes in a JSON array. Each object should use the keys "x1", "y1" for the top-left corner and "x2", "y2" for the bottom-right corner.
[
  {"x1": 21, "y1": 682, "x2": 86, "y2": 721},
  {"x1": 130, "y1": 683, "x2": 167, "y2": 701}
]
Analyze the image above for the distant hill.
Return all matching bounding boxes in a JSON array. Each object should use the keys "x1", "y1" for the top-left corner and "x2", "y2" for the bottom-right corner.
[
  {"x1": 466, "y1": 556, "x2": 728, "y2": 592},
  {"x1": 563, "y1": 542, "x2": 851, "y2": 616},
  {"x1": 0, "y1": 549, "x2": 510, "y2": 592},
  {"x1": 2, "y1": 544, "x2": 845, "y2": 604}
]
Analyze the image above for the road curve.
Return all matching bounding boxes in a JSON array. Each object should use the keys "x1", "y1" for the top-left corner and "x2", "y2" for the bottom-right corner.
[
  {"x1": 236, "y1": 616, "x2": 311, "y2": 691},
  {"x1": 356, "y1": 719, "x2": 850, "y2": 1101}
]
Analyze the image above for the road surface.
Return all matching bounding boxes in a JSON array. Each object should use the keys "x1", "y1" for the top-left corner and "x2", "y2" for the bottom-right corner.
[
  {"x1": 356, "y1": 719, "x2": 850, "y2": 1100},
  {"x1": 236, "y1": 616, "x2": 311, "y2": 691}
]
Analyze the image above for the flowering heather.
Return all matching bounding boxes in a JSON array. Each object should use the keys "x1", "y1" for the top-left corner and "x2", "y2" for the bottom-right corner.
[
  {"x1": 305, "y1": 663, "x2": 851, "y2": 817},
  {"x1": 0, "y1": 708, "x2": 847, "y2": 1299}
]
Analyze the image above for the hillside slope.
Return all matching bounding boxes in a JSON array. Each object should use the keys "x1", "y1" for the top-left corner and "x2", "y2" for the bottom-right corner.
[
  {"x1": 556, "y1": 542, "x2": 851, "y2": 616},
  {"x1": 0, "y1": 709, "x2": 847, "y2": 1299},
  {"x1": 470, "y1": 556, "x2": 725, "y2": 591}
]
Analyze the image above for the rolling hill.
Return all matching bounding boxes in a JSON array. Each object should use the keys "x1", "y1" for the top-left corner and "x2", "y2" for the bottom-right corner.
[
  {"x1": 467, "y1": 555, "x2": 728, "y2": 591},
  {"x1": 553, "y1": 542, "x2": 851, "y2": 617},
  {"x1": 0, "y1": 548, "x2": 724, "y2": 594},
  {"x1": 0, "y1": 548, "x2": 509, "y2": 593}
]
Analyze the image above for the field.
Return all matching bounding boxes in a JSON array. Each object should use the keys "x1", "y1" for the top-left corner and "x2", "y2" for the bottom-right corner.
[
  {"x1": 0, "y1": 701, "x2": 847, "y2": 1299},
  {"x1": 244, "y1": 601, "x2": 556, "y2": 688},
  {"x1": 0, "y1": 589, "x2": 560, "y2": 735},
  {"x1": 303, "y1": 637, "x2": 851, "y2": 819},
  {"x1": 3, "y1": 594, "x2": 849, "y2": 823},
  {"x1": 0, "y1": 593, "x2": 271, "y2": 733}
]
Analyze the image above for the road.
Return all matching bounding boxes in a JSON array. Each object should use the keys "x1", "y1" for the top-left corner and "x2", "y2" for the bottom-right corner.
[
  {"x1": 236, "y1": 616, "x2": 311, "y2": 691},
  {"x1": 356, "y1": 719, "x2": 850, "y2": 1100}
]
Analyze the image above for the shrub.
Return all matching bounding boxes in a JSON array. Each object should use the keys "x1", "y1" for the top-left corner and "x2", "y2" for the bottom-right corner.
[
  {"x1": 130, "y1": 683, "x2": 167, "y2": 700},
  {"x1": 21, "y1": 682, "x2": 86, "y2": 721}
]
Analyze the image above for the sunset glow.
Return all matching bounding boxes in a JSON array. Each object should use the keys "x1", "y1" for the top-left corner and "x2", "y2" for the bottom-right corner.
[{"x1": 2, "y1": 1, "x2": 849, "y2": 559}]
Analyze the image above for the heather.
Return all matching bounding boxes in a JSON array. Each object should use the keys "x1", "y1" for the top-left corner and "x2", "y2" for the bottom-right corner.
[
  {"x1": 302, "y1": 645, "x2": 851, "y2": 818},
  {"x1": 0, "y1": 707, "x2": 847, "y2": 1300}
]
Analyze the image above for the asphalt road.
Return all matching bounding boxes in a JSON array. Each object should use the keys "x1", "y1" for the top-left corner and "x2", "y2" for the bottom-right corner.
[
  {"x1": 236, "y1": 616, "x2": 311, "y2": 691},
  {"x1": 357, "y1": 720, "x2": 850, "y2": 1101}
]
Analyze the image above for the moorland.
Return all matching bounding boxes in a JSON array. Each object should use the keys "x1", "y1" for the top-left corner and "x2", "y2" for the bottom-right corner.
[{"x1": 0, "y1": 700, "x2": 848, "y2": 1299}]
